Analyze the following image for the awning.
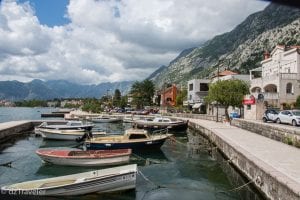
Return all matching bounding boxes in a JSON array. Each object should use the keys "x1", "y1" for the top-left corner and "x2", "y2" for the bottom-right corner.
[{"x1": 192, "y1": 103, "x2": 202, "y2": 109}]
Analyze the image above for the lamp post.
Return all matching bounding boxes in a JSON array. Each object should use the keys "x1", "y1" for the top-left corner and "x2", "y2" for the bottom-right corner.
[{"x1": 216, "y1": 65, "x2": 219, "y2": 122}]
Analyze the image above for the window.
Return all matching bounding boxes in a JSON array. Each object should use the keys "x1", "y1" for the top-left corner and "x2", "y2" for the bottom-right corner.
[
  {"x1": 189, "y1": 95, "x2": 192, "y2": 100},
  {"x1": 129, "y1": 134, "x2": 147, "y2": 139},
  {"x1": 189, "y1": 83, "x2": 193, "y2": 91},
  {"x1": 200, "y1": 83, "x2": 209, "y2": 91},
  {"x1": 286, "y1": 83, "x2": 293, "y2": 94}
]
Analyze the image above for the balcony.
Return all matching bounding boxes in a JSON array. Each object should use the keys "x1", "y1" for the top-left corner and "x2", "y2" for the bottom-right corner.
[
  {"x1": 252, "y1": 92, "x2": 279, "y2": 100},
  {"x1": 280, "y1": 73, "x2": 298, "y2": 80},
  {"x1": 251, "y1": 73, "x2": 298, "y2": 88}
]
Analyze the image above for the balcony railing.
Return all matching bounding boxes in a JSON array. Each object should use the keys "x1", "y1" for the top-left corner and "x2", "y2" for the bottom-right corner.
[
  {"x1": 251, "y1": 73, "x2": 298, "y2": 86},
  {"x1": 252, "y1": 92, "x2": 279, "y2": 100},
  {"x1": 280, "y1": 73, "x2": 298, "y2": 80}
]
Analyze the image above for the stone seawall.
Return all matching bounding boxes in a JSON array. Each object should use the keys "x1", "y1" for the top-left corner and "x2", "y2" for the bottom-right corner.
[
  {"x1": 231, "y1": 119, "x2": 300, "y2": 148},
  {"x1": 168, "y1": 113, "x2": 221, "y2": 121},
  {"x1": 0, "y1": 121, "x2": 35, "y2": 143},
  {"x1": 188, "y1": 121, "x2": 300, "y2": 200}
]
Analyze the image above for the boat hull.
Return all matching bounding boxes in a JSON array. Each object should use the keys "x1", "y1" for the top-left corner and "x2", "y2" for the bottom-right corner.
[
  {"x1": 36, "y1": 150, "x2": 131, "y2": 167},
  {"x1": 134, "y1": 121, "x2": 188, "y2": 131},
  {"x1": 86, "y1": 137, "x2": 168, "y2": 150},
  {"x1": 39, "y1": 129, "x2": 86, "y2": 141},
  {"x1": 1, "y1": 164, "x2": 137, "y2": 196},
  {"x1": 91, "y1": 118, "x2": 121, "y2": 123}
]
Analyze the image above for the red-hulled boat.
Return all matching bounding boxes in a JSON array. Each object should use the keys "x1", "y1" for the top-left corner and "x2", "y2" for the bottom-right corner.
[{"x1": 36, "y1": 149, "x2": 131, "y2": 167}]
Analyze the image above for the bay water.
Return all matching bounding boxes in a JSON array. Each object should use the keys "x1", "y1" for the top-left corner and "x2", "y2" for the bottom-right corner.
[{"x1": 0, "y1": 107, "x2": 264, "y2": 200}]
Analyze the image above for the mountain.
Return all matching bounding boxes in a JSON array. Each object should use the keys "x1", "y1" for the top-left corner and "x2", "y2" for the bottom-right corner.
[
  {"x1": 0, "y1": 80, "x2": 133, "y2": 101},
  {"x1": 149, "y1": 3, "x2": 300, "y2": 87}
]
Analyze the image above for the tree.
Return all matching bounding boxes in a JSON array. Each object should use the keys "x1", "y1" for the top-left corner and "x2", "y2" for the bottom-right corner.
[
  {"x1": 130, "y1": 79, "x2": 155, "y2": 109},
  {"x1": 113, "y1": 89, "x2": 122, "y2": 107},
  {"x1": 295, "y1": 95, "x2": 300, "y2": 108},
  {"x1": 205, "y1": 79, "x2": 249, "y2": 120},
  {"x1": 176, "y1": 88, "x2": 187, "y2": 108}
]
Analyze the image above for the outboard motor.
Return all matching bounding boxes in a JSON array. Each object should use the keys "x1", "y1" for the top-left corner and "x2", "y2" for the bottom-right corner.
[{"x1": 76, "y1": 131, "x2": 93, "y2": 142}]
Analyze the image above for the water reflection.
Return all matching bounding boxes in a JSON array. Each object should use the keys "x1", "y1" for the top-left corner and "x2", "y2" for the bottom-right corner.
[{"x1": 187, "y1": 129, "x2": 265, "y2": 200}]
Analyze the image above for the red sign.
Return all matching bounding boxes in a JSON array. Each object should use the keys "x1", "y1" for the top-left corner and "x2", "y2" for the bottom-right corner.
[{"x1": 243, "y1": 95, "x2": 255, "y2": 105}]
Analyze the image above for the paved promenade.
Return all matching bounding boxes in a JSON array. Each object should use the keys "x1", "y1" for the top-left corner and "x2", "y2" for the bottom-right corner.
[{"x1": 180, "y1": 117, "x2": 300, "y2": 198}]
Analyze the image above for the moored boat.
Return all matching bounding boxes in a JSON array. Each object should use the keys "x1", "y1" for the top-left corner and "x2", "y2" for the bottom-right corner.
[
  {"x1": 133, "y1": 117, "x2": 188, "y2": 131},
  {"x1": 85, "y1": 128, "x2": 172, "y2": 150},
  {"x1": 36, "y1": 149, "x2": 132, "y2": 167},
  {"x1": 39, "y1": 128, "x2": 105, "y2": 141},
  {"x1": 35, "y1": 121, "x2": 94, "y2": 131},
  {"x1": 1, "y1": 164, "x2": 137, "y2": 196},
  {"x1": 89, "y1": 116, "x2": 122, "y2": 123}
]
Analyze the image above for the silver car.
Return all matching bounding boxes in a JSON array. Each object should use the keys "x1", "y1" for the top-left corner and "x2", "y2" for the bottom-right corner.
[{"x1": 276, "y1": 110, "x2": 300, "y2": 126}]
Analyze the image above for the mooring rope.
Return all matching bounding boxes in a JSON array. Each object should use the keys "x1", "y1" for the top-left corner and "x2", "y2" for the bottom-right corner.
[
  {"x1": 138, "y1": 169, "x2": 256, "y2": 199},
  {"x1": 217, "y1": 179, "x2": 255, "y2": 193},
  {"x1": 168, "y1": 136, "x2": 186, "y2": 146}
]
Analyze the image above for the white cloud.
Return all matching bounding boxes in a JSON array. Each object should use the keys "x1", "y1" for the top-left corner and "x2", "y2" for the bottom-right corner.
[{"x1": 0, "y1": 0, "x2": 268, "y2": 84}]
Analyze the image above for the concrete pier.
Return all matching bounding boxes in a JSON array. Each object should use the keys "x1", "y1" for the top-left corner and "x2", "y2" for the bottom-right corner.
[
  {"x1": 0, "y1": 121, "x2": 34, "y2": 143},
  {"x1": 186, "y1": 118, "x2": 300, "y2": 200}
]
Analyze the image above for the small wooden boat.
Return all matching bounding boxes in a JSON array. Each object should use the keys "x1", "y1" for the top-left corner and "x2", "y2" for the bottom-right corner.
[
  {"x1": 39, "y1": 128, "x2": 106, "y2": 141},
  {"x1": 90, "y1": 116, "x2": 121, "y2": 123},
  {"x1": 133, "y1": 117, "x2": 188, "y2": 131},
  {"x1": 1, "y1": 164, "x2": 137, "y2": 196},
  {"x1": 85, "y1": 128, "x2": 172, "y2": 150},
  {"x1": 36, "y1": 149, "x2": 132, "y2": 167}
]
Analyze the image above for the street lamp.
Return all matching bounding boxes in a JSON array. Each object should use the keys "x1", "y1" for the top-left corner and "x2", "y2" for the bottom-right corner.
[{"x1": 216, "y1": 65, "x2": 220, "y2": 122}]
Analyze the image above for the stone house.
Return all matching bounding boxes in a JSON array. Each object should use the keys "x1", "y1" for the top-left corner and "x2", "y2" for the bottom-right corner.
[{"x1": 250, "y1": 45, "x2": 300, "y2": 108}]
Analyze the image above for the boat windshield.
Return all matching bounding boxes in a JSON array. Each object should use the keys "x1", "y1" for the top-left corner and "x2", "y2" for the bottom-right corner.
[{"x1": 128, "y1": 134, "x2": 147, "y2": 139}]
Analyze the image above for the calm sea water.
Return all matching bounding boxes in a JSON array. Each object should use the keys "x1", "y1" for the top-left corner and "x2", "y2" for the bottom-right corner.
[
  {"x1": 0, "y1": 107, "x2": 58, "y2": 123},
  {"x1": 0, "y1": 108, "x2": 264, "y2": 200}
]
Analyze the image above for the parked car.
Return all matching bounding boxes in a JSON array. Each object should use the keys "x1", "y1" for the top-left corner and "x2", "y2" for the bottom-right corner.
[
  {"x1": 275, "y1": 110, "x2": 300, "y2": 126},
  {"x1": 229, "y1": 111, "x2": 240, "y2": 119},
  {"x1": 262, "y1": 109, "x2": 279, "y2": 123}
]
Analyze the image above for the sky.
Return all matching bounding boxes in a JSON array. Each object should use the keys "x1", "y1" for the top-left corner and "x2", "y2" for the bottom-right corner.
[{"x1": 0, "y1": 0, "x2": 269, "y2": 85}]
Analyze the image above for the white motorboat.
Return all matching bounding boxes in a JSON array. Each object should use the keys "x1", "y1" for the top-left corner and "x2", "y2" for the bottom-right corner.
[
  {"x1": 36, "y1": 149, "x2": 132, "y2": 167},
  {"x1": 39, "y1": 128, "x2": 105, "y2": 141},
  {"x1": 1, "y1": 164, "x2": 137, "y2": 196},
  {"x1": 133, "y1": 117, "x2": 188, "y2": 131},
  {"x1": 35, "y1": 121, "x2": 94, "y2": 135},
  {"x1": 90, "y1": 116, "x2": 121, "y2": 123}
]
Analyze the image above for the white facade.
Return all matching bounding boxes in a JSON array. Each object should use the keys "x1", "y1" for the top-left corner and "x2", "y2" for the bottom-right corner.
[
  {"x1": 187, "y1": 79, "x2": 210, "y2": 105},
  {"x1": 250, "y1": 46, "x2": 300, "y2": 107}
]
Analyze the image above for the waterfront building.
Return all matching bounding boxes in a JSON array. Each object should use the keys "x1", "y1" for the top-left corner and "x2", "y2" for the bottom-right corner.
[
  {"x1": 250, "y1": 45, "x2": 300, "y2": 108},
  {"x1": 186, "y1": 79, "x2": 210, "y2": 113},
  {"x1": 160, "y1": 84, "x2": 178, "y2": 107}
]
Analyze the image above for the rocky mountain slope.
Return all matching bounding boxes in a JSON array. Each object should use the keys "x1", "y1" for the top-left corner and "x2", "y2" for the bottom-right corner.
[
  {"x1": 0, "y1": 80, "x2": 133, "y2": 100},
  {"x1": 150, "y1": 3, "x2": 300, "y2": 87}
]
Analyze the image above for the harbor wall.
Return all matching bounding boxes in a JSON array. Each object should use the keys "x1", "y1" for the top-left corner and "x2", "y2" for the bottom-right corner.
[
  {"x1": 0, "y1": 120, "x2": 62, "y2": 144},
  {"x1": 0, "y1": 121, "x2": 34, "y2": 143},
  {"x1": 188, "y1": 121, "x2": 299, "y2": 200}
]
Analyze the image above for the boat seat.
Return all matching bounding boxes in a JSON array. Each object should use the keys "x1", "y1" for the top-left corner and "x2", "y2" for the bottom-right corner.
[
  {"x1": 39, "y1": 180, "x2": 75, "y2": 188},
  {"x1": 74, "y1": 178, "x2": 86, "y2": 183}
]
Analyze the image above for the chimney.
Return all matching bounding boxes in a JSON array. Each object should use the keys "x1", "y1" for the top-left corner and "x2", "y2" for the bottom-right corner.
[{"x1": 263, "y1": 51, "x2": 270, "y2": 60}]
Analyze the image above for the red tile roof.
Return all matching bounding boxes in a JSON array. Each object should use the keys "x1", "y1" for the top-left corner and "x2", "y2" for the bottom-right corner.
[{"x1": 218, "y1": 70, "x2": 238, "y2": 76}]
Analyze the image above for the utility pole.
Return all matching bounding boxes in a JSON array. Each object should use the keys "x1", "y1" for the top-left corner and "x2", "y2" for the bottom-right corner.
[{"x1": 216, "y1": 65, "x2": 219, "y2": 122}]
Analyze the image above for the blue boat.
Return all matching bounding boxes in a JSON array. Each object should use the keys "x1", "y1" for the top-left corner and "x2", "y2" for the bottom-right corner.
[{"x1": 85, "y1": 129, "x2": 172, "y2": 150}]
